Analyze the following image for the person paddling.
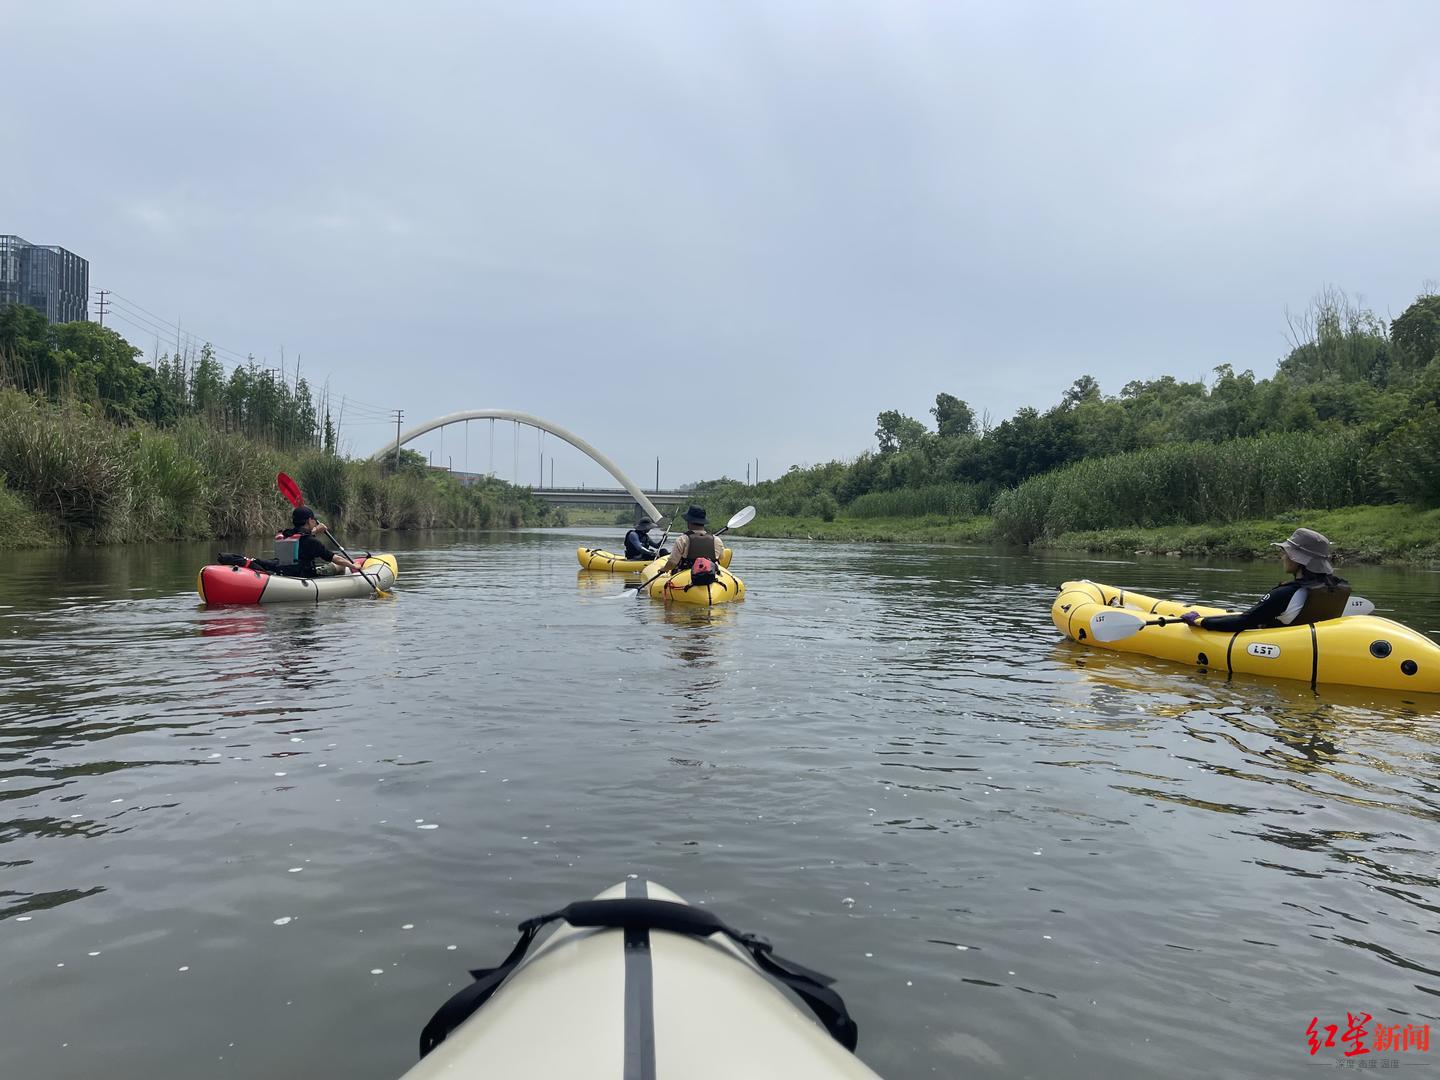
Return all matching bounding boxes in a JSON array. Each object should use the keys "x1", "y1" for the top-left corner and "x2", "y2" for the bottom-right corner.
[
  {"x1": 662, "y1": 506, "x2": 726, "y2": 581},
  {"x1": 623, "y1": 516, "x2": 667, "y2": 561},
  {"x1": 1180, "y1": 527, "x2": 1351, "y2": 632},
  {"x1": 277, "y1": 506, "x2": 367, "y2": 577}
]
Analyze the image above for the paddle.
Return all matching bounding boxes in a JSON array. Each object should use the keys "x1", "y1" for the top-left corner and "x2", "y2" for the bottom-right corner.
[
  {"x1": 276, "y1": 472, "x2": 382, "y2": 595},
  {"x1": 1089, "y1": 595, "x2": 1377, "y2": 643},
  {"x1": 620, "y1": 505, "x2": 756, "y2": 597}
]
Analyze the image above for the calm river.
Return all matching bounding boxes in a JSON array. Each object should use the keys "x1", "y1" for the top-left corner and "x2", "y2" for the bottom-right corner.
[{"x1": 2, "y1": 530, "x2": 1438, "y2": 1078}]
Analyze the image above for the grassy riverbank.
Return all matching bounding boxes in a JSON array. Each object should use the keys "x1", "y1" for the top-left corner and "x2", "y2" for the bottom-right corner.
[
  {"x1": 745, "y1": 513, "x2": 996, "y2": 544},
  {"x1": 740, "y1": 504, "x2": 1440, "y2": 565},
  {"x1": 1036, "y1": 504, "x2": 1440, "y2": 565},
  {"x1": 0, "y1": 388, "x2": 549, "y2": 548}
]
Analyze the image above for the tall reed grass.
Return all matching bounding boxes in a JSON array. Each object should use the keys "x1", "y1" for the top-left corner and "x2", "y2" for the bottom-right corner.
[
  {"x1": 0, "y1": 389, "x2": 546, "y2": 547},
  {"x1": 992, "y1": 430, "x2": 1377, "y2": 544},
  {"x1": 845, "y1": 482, "x2": 991, "y2": 519}
]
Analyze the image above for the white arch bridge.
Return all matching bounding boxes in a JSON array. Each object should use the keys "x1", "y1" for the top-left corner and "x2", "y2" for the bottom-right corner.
[{"x1": 369, "y1": 409, "x2": 689, "y2": 521}]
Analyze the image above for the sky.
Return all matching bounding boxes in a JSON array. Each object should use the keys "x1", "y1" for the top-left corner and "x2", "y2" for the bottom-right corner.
[{"x1": 6, "y1": 1, "x2": 1439, "y2": 490}]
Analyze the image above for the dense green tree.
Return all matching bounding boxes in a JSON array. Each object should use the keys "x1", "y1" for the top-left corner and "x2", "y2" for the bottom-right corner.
[
  {"x1": 875, "y1": 409, "x2": 929, "y2": 454},
  {"x1": 1391, "y1": 294, "x2": 1440, "y2": 371},
  {"x1": 931, "y1": 392, "x2": 977, "y2": 438}
]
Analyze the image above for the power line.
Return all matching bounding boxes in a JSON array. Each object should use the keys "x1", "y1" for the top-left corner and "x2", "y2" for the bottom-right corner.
[{"x1": 100, "y1": 288, "x2": 394, "y2": 419}]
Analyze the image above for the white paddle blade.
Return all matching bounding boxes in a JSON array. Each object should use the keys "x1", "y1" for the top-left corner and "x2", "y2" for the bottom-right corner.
[
  {"x1": 1088, "y1": 609, "x2": 1149, "y2": 643},
  {"x1": 728, "y1": 505, "x2": 757, "y2": 529},
  {"x1": 1343, "y1": 596, "x2": 1374, "y2": 617}
]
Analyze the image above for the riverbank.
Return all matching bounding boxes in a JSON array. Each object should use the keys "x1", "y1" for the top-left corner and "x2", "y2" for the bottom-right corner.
[
  {"x1": 744, "y1": 512, "x2": 996, "y2": 543},
  {"x1": 0, "y1": 388, "x2": 549, "y2": 548},
  {"x1": 742, "y1": 504, "x2": 1440, "y2": 565}
]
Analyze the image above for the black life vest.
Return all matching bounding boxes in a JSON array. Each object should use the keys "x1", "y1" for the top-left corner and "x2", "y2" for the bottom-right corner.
[
  {"x1": 1293, "y1": 575, "x2": 1351, "y2": 624},
  {"x1": 680, "y1": 531, "x2": 719, "y2": 585}
]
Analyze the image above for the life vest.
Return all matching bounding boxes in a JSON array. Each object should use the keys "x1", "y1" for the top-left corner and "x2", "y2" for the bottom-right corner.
[
  {"x1": 679, "y1": 531, "x2": 718, "y2": 569},
  {"x1": 1292, "y1": 576, "x2": 1351, "y2": 624},
  {"x1": 676, "y1": 532, "x2": 719, "y2": 587}
]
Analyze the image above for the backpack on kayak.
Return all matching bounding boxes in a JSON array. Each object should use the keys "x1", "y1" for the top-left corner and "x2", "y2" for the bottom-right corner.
[{"x1": 689, "y1": 556, "x2": 717, "y2": 586}]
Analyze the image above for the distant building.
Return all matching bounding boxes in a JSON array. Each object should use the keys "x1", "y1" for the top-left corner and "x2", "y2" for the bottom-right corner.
[{"x1": 0, "y1": 235, "x2": 89, "y2": 323}]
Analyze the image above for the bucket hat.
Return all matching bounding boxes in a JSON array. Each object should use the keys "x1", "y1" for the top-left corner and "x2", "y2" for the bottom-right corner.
[
  {"x1": 1272, "y1": 527, "x2": 1333, "y2": 574},
  {"x1": 683, "y1": 506, "x2": 708, "y2": 526}
]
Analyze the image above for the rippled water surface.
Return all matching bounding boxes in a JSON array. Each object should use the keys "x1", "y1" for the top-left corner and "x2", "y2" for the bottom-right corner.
[{"x1": 3, "y1": 531, "x2": 1439, "y2": 1078}]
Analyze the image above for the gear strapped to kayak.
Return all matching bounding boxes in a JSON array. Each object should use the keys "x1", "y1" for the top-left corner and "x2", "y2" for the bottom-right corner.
[{"x1": 407, "y1": 881, "x2": 877, "y2": 1079}]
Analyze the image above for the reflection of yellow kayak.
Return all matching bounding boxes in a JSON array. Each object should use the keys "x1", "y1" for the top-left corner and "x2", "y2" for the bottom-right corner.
[
  {"x1": 1054, "y1": 580, "x2": 1440, "y2": 693},
  {"x1": 641, "y1": 556, "x2": 745, "y2": 606},
  {"x1": 577, "y1": 545, "x2": 731, "y2": 573}
]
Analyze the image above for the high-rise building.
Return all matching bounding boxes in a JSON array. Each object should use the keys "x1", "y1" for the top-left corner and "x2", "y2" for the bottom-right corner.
[{"x1": 0, "y1": 235, "x2": 89, "y2": 323}]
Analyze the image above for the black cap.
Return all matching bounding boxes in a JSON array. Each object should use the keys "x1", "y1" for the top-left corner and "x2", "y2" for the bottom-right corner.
[
  {"x1": 292, "y1": 506, "x2": 316, "y2": 528},
  {"x1": 683, "y1": 505, "x2": 707, "y2": 526}
]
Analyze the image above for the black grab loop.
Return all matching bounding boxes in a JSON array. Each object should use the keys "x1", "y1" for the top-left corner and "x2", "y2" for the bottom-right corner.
[{"x1": 418, "y1": 897, "x2": 859, "y2": 1058}]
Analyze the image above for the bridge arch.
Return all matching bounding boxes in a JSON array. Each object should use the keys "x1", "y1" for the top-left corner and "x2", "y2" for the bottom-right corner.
[{"x1": 369, "y1": 409, "x2": 662, "y2": 522}]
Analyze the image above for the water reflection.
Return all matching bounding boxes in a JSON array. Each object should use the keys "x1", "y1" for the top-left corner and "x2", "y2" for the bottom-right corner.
[{"x1": 2, "y1": 533, "x2": 1440, "y2": 1080}]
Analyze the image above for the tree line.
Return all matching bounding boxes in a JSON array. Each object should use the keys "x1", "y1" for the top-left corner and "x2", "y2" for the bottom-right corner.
[
  {"x1": 693, "y1": 288, "x2": 1440, "y2": 526},
  {"x1": 0, "y1": 303, "x2": 335, "y2": 452}
]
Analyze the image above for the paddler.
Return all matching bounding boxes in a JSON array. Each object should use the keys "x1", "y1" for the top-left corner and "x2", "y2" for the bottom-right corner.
[
  {"x1": 661, "y1": 506, "x2": 726, "y2": 582},
  {"x1": 623, "y1": 515, "x2": 667, "y2": 561},
  {"x1": 278, "y1": 507, "x2": 367, "y2": 577},
  {"x1": 1180, "y1": 527, "x2": 1351, "y2": 631}
]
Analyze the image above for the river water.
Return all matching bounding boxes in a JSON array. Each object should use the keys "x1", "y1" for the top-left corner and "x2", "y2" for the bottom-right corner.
[{"x1": 2, "y1": 529, "x2": 1438, "y2": 1079}]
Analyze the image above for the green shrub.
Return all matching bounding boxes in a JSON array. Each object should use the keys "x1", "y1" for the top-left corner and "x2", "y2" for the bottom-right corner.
[
  {"x1": 296, "y1": 453, "x2": 350, "y2": 523},
  {"x1": 0, "y1": 390, "x2": 131, "y2": 538},
  {"x1": 1373, "y1": 403, "x2": 1440, "y2": 505},
  {"x1": 993, "y1": 430, "x2": 1377, "y2": 543},
  {"x1": 846, "y1": 482, "x2": 990, "y2": 519},
  {"x1": 0, "y1": 478, "x2": 51, "y2": 546}
]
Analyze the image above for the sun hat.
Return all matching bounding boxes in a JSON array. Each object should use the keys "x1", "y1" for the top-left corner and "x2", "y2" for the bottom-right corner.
[
  {"x1": 1272, "y1": 527, "x2": 1333, "y2": 574},
  {"x1": 683, "y1": 506, "x2": 707, "y2": 526},
  {"x1": 636, "y1": 516, "x2": 655, "y2": 530}
]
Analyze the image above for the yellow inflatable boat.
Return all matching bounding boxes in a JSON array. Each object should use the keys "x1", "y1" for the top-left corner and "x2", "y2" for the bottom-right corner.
[
  {"x1": 577, "y1": 545, "x2": 731, "y2": 573},
  {"x1": 1054, "y1": 580, "x2": 1440, "y2": 694},
  {"x1": 640, "y1": 556, "x2": 746, "y2": 606}
]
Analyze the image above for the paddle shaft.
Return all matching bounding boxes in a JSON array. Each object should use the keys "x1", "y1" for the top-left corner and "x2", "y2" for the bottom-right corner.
[{"x1": 1096, "y1": 596, "x2": 1376, "y2": 642}]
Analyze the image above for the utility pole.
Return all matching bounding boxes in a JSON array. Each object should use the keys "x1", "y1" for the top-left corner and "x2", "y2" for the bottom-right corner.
[
  {"x1": 94, "y1": 289, "x2": 109, "y2": 326},
  {"x1": 656, "y1": 456, "x2": 660, "y2": 491},
  {"x1": 392, "y1": 409, "x2": 404, "y2": 469}
]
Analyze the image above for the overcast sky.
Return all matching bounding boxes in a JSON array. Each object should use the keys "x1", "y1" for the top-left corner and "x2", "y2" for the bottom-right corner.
[{"x1": 6, "y1": 2, "x2": 1438, "y2": 489}]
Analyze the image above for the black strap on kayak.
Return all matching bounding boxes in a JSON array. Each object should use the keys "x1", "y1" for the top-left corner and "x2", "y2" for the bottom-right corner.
[{"x1": 418, "y1": 897, "x2": 859, "y2": 1058}]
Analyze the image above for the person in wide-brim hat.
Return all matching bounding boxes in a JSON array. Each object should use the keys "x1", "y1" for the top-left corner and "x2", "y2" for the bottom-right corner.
[
  {"x1": 1271, "y1": 527, "x2": 1333, "y2": 575},
  {"x1": 623, "y1": 513, "x2": 666, "y2": 561},
  {"x1": 1180, "y1": 526, "x2": 1350, "y2": 632}
]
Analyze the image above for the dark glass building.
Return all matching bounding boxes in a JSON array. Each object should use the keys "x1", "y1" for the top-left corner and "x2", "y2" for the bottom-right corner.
[{"x1": 0, "y1": 235, "x2": 89, "y2": 323}]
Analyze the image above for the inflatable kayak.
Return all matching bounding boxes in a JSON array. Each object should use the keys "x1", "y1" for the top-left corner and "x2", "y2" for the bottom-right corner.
[
  {"x1": 639, "y1": 556, "x2": 746, "y2": 606},
  {"x1": 577, "y1": 545, "x2": 731, "y2": 573},
  {"x1": 403, "y1": 878, "x2": 880, "y2": 1079},
  {"x1": 1054, "y1": 579, "x2": 1440, "y2": 693},
  {"x1": 196, "y1": 554, "x2": 398, "y2": 604}
]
